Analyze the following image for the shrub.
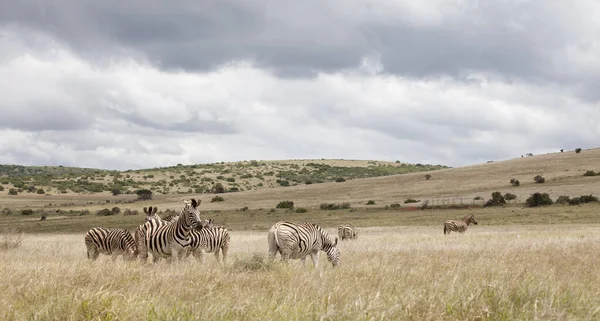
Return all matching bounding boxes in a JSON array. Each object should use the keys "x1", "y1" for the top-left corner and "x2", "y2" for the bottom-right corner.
[
  {"x1": 578, "y1": 195, "x2": 598, "y2": 204},
  {"x1": 211, "y1": 196, "x2": 225, "y2": 202},
  {"x1": 366, "y1": 200, "x2": 376, "y2": 205},
  {"x1": 36, "y1": 189, "x2": 45, "y2": 194},
  {"x1": 389, "y1": 203, "x2": 401, "y2": 209},
  {"x1": 276, "y1": 201, "x2": 294, "y2": 209},
  {"x1": 239, "y1": 206, "x2": 249, "y2": 212},
  {"x1": 575, "y1": 148, "x2": 582, "y2": 153},
  {"x1": 135, "y1": 189, "x2": 153, "y2": 200},
  {"x1": 111, "y1": 207, "x2": 121, "y2": 215},
  {"x1": 504, "y1": 193, "x2": 517, "y2": 201},
  {"x1": 511, "y1": 179, "x2": 520, "y2": 186},
  {"x1": 424, "y1": 174, "x2": 432, "y2": 180},
  {"x1": 533, "y1": 175, "x2": 545, "y2": 184},
  {"x1": 96, "y1": 208, "x2": 114, "y2": 216},
  {"x1": 556, "y1": 195, "x2": 570, "y2": 205},
  {"x1": 0, "y1": 186, "x2": 3, "y2": 191},
  {"x1": 404, "y1": 199, "x2": 419, "y2": 204},
  {"x1": 111, "y1": 188, "x2": 122, "y2": 196},
  {"x1": 295, "y1": 207, "x2": 308, "y2": 213},
  {"x1": 525, "y1": 193, "x2": 553, "y2": 207},
  {"x1": 276, "y1": 180, "x2": 290, "y2": 187},
  {"x1": 21, "y1": 209, "x2": 34, "y2": 216},
  {"x1": 473, "y1": 196, "x2": 483, "y2": 200},
  {"x1": 0, "y1": 227, "x2": 23, "y2": 250},
  {"x1": 485, "y1": 192, "x2": 506, "y2": 207},
  {"x1": 583, "y1": 171, "x2": 598, "y2": 177},
  {"x1": 335, "y1": 177, "x2": 346, "y2": 183},
  {"x1": 226, "y1": 177, "x2": 236, "y2": 182},
  {"x1": 340, "y1": 202, "x2": 351, "y2": 209},
  {"x1": 568, "y1": 197, "x2": 581, "y2": 205},
  {"x1": 8, "y1": 188, "x2": 18, "y2": 195},
  {"x1": 213, "y1": 183, "x2": 225, "y2": 194}
]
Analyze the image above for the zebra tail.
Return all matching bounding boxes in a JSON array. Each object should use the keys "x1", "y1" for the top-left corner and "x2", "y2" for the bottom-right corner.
[{"x1": 443, "y1": 224, "x2": 447, "y2": 235}]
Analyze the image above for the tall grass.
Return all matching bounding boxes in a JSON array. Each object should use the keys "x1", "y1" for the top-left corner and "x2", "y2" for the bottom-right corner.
[{"x1": 1, "y1": 227, "x2": 600, "y2": 320}]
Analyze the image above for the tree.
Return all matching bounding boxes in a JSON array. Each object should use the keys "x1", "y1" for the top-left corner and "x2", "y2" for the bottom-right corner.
[
  {"x1": 135, "y1": 189, "x2": 153, "y2": 200},
  {"x1": 213, "y1": 183, "x2": 225, "y2": 194}
]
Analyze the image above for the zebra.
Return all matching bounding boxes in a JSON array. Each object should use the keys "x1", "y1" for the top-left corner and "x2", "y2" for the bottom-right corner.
[
  {"x1": 187, "y1": 219, "x2": 231, "y2": 264},
  {"x1": 143, "y1": 206, "x2": 161, "y2": 221},
  {"x1": 137, "y1": 199, "x2": 203, "y2": 263},
  {"x1": 443, "y1": 214, "x2": 478, "y2": 235},
  {"x1": 338, "y1": 223, "x2": 358, "y2": 240},
  {"x1": 84, "y1": 227, "x2": 137, "y2": 261},
  {"x1": 267, "y1": 221, "x2": 340, "y2": 268}
]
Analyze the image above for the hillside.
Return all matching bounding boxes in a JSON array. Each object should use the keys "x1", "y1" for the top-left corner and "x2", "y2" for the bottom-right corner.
[{"x1": 0, "y1": 159, "x2": 448, "y2": 196}]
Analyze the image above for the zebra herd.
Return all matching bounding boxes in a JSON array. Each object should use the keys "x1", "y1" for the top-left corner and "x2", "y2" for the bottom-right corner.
[{"x1": 85, "y1": 198, "x2": 478, "y2": 268}]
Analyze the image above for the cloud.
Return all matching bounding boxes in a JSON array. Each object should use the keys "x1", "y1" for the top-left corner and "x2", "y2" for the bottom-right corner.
[{"x1": 0, "y1": 1, "x2": 599, "y2": 170}]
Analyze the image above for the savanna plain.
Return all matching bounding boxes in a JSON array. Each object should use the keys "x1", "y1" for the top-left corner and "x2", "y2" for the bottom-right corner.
[{"x1": 1, "y1": 150, "x2": 600, "y2": 320}]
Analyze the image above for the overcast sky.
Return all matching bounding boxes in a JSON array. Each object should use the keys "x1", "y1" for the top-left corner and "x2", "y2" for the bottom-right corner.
[{"x1": 1, "y1": 0, "x2": 599, "y2": 170}]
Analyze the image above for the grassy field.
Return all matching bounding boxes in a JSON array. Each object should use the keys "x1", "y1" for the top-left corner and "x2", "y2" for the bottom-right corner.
[
  {"x1": 1, "y1": 225, "x2": 600, "y2": 320},
  {"x1": 1, "y1": 148, "x2": 600, "y2": 320}
]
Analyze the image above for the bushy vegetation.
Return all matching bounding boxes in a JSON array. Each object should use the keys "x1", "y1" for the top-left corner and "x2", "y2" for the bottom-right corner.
[
  {"x1": 485, "y1": 192, "x2": 506, "y2": 207},
  {"x1": 510, "y1": 178, "x2": 520, "y2": 186},
  {"x1": 473, "y1": 196, "x2": 483, "y2": 200},
  {"x1": 213, "y1": 183, "x2": 226, "y2": 194},
  {"x1": 21, "y1": 209, "x2": 34, "y2": 216},
  {"x1": 526, "y1": 193, "x2": 553, "y2": 207},
  {"x1": 8, "y1": 188, "x2": 18, "y2": 195},
  {"x1": 556, "y1": 195, "x2": 571, "y2": 205},
  {"x1": 96, "y1": 208, "x2": 114, "y2": 216},
  {"x1": 583, "y1": 170, "x2": 598, "y2": 177},
  {"x1": 424, "y1": 174, "x2": 431, "y2": 180},
  {"x1": 135, "y1": 189, "x2": 153, "y2": 200},
  {"x1": 295, "y1": 207, "x2": 308, "y2": 213},
  {"x1": 404, "y1": 199, "x2": 419, "y2": 204},
  {"x1": 575, "y1": 148, "x2": 582, "y2": 153},
  {"x1": 504, "y1": 193, "x2": 517, "y2": 201},
  {"x1": 366, "y1": 200, "x2": 376, "y2": 205},
  {"x1": 568, "y1": 195, "x2": 598, "y2": 205},
  {"x1": 275, "y1": 201, "x2": 294, "y2": 209},
  {"x1": 211, "y1": 196, "x2": 225, "y2": 202},
  {"x1": 533, "y1": 175, "x2": 545, "y2": 184},
  {"x1": 319, "y1": 202, "x2": 351, "y2": 210}
]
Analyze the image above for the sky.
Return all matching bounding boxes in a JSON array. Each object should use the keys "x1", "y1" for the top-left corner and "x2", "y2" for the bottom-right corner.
[{"x1": 1, "y1": 0, "x2": 599, "y2": 170}]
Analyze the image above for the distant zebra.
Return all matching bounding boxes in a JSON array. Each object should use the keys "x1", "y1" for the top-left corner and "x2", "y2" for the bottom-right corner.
[
  {"x1": 443, "y1": 214, "x2": 478, "y2": 235},
  {"x1": 85, "y1": 227, "x2": 137, "y2": 261},
  {"x1": 187, "y1": 219, "x2": 231, "y2": 264},
  {"x1": 143, "y1": 206, "x2": 161, "y2": 221},
  {"x1": 137, "y1": 199, "x2": 203, "y2": 263},
  {"x1": 338, "y1": 223, "x2": 358, "y2": 240},
  {"x1": 268, "y1": 221, "x2": 340, "y2": 268}
]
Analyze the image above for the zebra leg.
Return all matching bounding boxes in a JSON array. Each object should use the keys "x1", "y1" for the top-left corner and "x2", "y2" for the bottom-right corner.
[
  {"x1": 214, "y1": 249, "x2": 220, "y2": 262},
  {"x1": 310, "y1": 251, "x2": 319, "y2": 268},
  {"x1": 267, "y1": 230, "x2": 278, "y2": 263},
  {"x1": 87, "y1": 248, "x2": 100, "y2": 261},
  {"x1": 221, "y1": 244, "x2": 229, "y2": 264}
]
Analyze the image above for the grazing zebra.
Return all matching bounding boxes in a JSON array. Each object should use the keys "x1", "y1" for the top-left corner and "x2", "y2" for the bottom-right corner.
[
  {"x1": 267, "y1": 221, "x2": 340, "y2": 268},
  {"x1": 85, "y1": 227, "x2": 137, "y2": 261},
  {"x1": 338, "y1": 223, "x2": 358, "y2": 240},
  {"x1": 443, "y1": 214, "x2": 478, "y2": 235},
  {"x1": 187, "y1": 219, "x2": 231, "y2": 264},
  {"x1": 137, "y1": 199, "x2": 203, "y2": 263}
]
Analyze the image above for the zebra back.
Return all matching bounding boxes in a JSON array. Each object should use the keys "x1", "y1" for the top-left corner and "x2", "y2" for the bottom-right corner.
[
  {"x1": 85, "y1": 227, "x2": 137, "y2": 260},
  {"x1": 270, "y1": 221, "x2": 340, "y2": 267},
  {"x1": 338, "y1": 223, "x2": 358, "y2": 240}
]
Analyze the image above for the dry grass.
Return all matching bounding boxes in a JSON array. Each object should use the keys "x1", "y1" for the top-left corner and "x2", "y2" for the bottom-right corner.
[
  {"x1": 1, "y1": 226, "x2": 600, "y2": 320},
  {"x1": 0, "y1": 227, "x2": 23, "y2": 251}
]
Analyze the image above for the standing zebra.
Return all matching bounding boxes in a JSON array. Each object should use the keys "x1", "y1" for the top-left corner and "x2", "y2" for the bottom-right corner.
[
  {"x1": 143, "y1": 206, "x2": 161, "y2": 221},
  {"x1": 443, "y1": 214, "x2": 478, "y2": 235},
  {"x1": 137, "y1": 199, "x2": 203, "y2": 263},
  {"x1": 187, "y1": 219, "x2": 231, "y2": 264},
  {"x1": 268, "y1": 221, "x2": 340, "y2": 268},
  {"x1": 85, "y1": 227, "x2": 137, "y2": 261},
  {"x1": 338, "y1": 223, "x2": 358, "y2": 240}
]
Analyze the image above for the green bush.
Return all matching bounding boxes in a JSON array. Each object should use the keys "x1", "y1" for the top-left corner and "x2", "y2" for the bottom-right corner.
[
  {"x1": 366, "y1": 200, "x2": 376, "y2": 205},
  {"x1": 213, "y1": 183, "x2": 225, "y2": 194},
  {"x1": 211, "y1": 196, "x2": 225, "y2": 202},
  {"x1": 583, "y1": 170, "x2": 598, "y2": 177},
  {"x1": 335, "y1": 177, "x2": 346, "y2": 183},
  {"x1": 404, "y1": 199, "x2": 419, "y2": 204},
  {"x1": 389, "y1": 203, "x2": 401, "y2": 209},
  {"x1": 578, "y1": 195, "x2": 598, "y2": 204},
  {"x1": 575, "y1": 148, "x2": 582, "y2": 153},
  {"x1": 8, "y1": 188, "x2": 18, "y2": 195},
  {"x1": 276, "y1": 201, "x2": 294, "y2": 209},
  {"x1": 556, "y1": 195, "x2": 570, "y2": 205},
  {"x1": 226, "y1": 177, "x2": 236, "y2": 182},
  {"x1": 276, "y1": 180, "x2": 290, "y2": 187},
  {"x1": 295, "y1": 207, "x2": 308, "y2": 213},
  {"x1": 96, "y1": 208, "x2": 114, "y2": 216},
  {"x1": 135, "y1": 189, "x2": 153, "y2": 200},
  {"x1": 473, "y1": 196, "x2": 483, "y2": 200},
  {"x1": 424, "y1": 174, "x2": 431, "y2": 180},
  {"x1": 0, "y1": 185, "x2": 4, "y2": 192},
  {"x1": 485, "y1": 191, "x2": 506, "y2": 207},
  {"x1": 533, "y1": 175, "x2": 545, "y2": 184},
  {"x1": 36, "y1": 189, "x2": 45, "y2": 194},
  {"x1": 21, "y1": 209, "x2": 34, "y2": 216},
  {"x1": 111, "y1": 207, "x2": 121, "y2": 215},
  {"x1": 525, "y1": 193, "x2": 553, "y2": 207},
  {"x1": 504, "y1": 193, "x2": 517, "y2": 201}
]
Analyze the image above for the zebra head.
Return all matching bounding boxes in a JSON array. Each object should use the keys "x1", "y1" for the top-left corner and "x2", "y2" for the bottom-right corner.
[
  {"x1": 181, "y1": 198, "x2": 202, "y2": 228},
  {"x1": 326, "y1": 237, "x2": 340, "y2": 267},
  {"x1": 463, "y1": 214, "x2": 478, "y2": 225},
  {"x1": 143, "y1": 206, "x2": 160, "y2": 222}
]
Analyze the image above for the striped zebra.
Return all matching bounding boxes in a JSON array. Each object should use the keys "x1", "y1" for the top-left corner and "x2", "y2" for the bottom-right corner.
[
  {"x1": 137, "y1": 199, "x2": 203, "y2": 263},
  {"x1": 143, "y1": 206, "x2": 161, "y2": 221},
  {"x1": 338, "y1": 223, "x2": 358, "y2": 240},
  {"x1": 443, "y1": 214, "x2": 478, "y2": 235},
  {"x1": 267, "y1": 221, "x2": 340, "y2": 268},
  {"x1": 187, "y1": 219, "x2": 231, "y2": 264},
  {"x1": 85, "y1": 227, "x2": 137, "y2": 261}
]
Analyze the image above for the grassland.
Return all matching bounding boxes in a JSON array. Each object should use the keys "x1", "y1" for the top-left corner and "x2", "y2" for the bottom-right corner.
[
  {"x1": 2, "y1": 226, "x2": 600, "y2": 320},
  {"x1": 1, "y1": 148, "x2": 600, "y2": 320}
]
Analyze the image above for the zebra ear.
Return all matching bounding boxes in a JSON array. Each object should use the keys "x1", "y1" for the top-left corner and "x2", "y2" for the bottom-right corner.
[
  {"x1": 143, "y1": 207, "x2": 148, "y2": 214},
  {"x1": 152, "y1": 206, "x2": 158, "y2": 214},
  {"x1": 191, "y1": 199, "x2": 198, "y2": 208}
]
